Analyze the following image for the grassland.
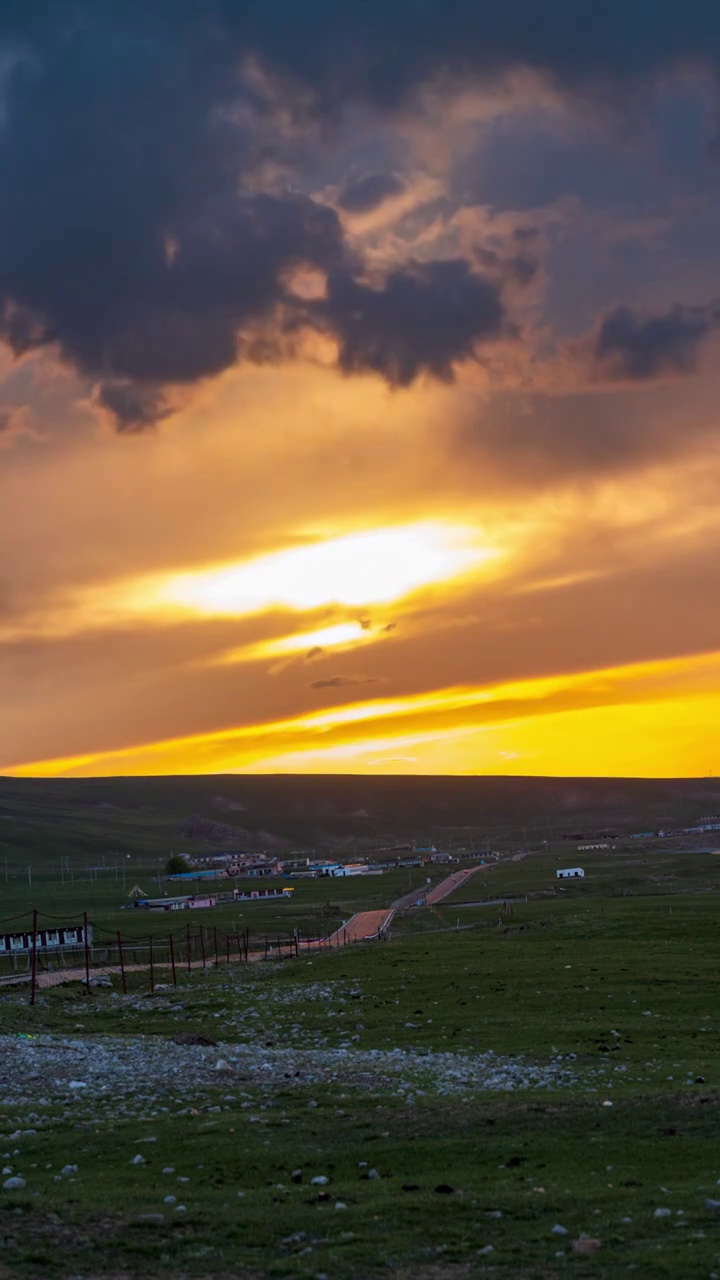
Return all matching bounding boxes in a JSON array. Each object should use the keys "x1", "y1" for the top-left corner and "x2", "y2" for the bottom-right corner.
[
  {"x1": 1, "y1": 895, "x2": 719, "y2": 1278},
  {"x1": 443, "y1": 843, "x2": 720, "y2": 904},
  {"x1": 4, "y1": 772, "x2": 720, "y2": 863},
  {"x1": 1, "y1": 776, "x2": 720, "y2": 1277}
]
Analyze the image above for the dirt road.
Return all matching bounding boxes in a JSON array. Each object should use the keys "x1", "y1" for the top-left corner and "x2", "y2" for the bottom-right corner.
[
  {"x1": 425, "y1": 865, "x2": 482, "y2": 904},
  {"x1": 3, "y1": 866, "x2": 483, "y2": 991},
  {"x1": 326, "y1": 909, "x2": 394, "y2": 946},
  {"x1": 392, "y1": 865, "x2": 482, "y2": 911}
]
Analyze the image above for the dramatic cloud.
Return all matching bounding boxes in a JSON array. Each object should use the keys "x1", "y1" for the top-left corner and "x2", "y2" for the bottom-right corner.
[
  {"x1": 319, "y1": 260, "x2": 505, "y2": 385},
  {"x1": 0, "y1": 3, "x2": 719, "y2": 427},
  {"x1": 5, "y1": 2, "x2": 720, "y2": 780},
  {"x1": 338, "y1": 173, "x2": 406, "y2": 214},
  {"x1": 97, "y1": 382, "x2": 174, "y2": 432},
  {"x1": 593, "y1": 303, "x2": 720, "y2": 381}
]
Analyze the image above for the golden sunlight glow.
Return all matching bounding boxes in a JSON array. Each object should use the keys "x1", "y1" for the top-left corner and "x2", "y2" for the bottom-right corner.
[
  {"x1": 155, "y1": 523, "x2": 495, "y2": 616},
  {"x1": 10, "y1": 647, "x2": 720, "y2": 779},
  {"x1": 209, "y1": 622, "x2": 372, "y2": 668}
]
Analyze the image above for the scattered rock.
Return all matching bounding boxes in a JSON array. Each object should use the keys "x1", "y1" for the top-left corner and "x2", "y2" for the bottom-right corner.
[
  {"x1": 291, "y1": 1169, "x2": 303, "y2": 1183},
  {"x1": 572, "y1": 1238, "x2": 601, "y2": 1254},
  {"x1": 334, "y1": 1201, "x2": 348, "y2": 1210},
  {"x1": 171, "y1": 1033, "x2": 217, "y2": 1047},
  {"x1": 434, "y1": 1184, "x2": 455, "y2": 1195},
  {"x1": 477, "y1": 1245, "x2": 494, "y2": 1255},
  {"x1": 311, "y1": 1176, "x2": 329, "y2": 1186},
  {"x1": 130, "y1": 1155, "x2": 146, "y2": 1166},
  {"x1": 552, "y1": 1224, "x2": 568, "y2": 1235},
  {"x1": 214, "y1": 1060, "x2": 231, "y2": 1072},
  {"x1": 60, "y1": 1165, "x2": 78, "y2": 1176},
  {"x1": 3, "y1": 1177, "x2": 25, "y2": 1191},
  {"x1": 136, "y1": 1213, "x2": 164, "y2": 1224},
  {"x1": 654, "y1": 1208, "x2": 671, "y2": 1219},
  {"x1": 402, "y1": 1183, "x2": 420, "y2": 1192},
  {"x1": 705, "y1": 1199, "x2": 720, "y2": 1210}
]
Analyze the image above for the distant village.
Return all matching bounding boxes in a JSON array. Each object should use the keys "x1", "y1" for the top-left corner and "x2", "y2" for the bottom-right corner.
[
  {"x1": 125, "y1": 813, "x2": 720, "y2": 913},
  {"x1": 128, "y1": 844, "x2": 495, "y2": 913}
]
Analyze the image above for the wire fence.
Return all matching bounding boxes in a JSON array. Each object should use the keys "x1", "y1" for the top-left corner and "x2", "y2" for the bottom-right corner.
[{"x1": 0, "y1": 908, "x2": 373, "y2": 1004}]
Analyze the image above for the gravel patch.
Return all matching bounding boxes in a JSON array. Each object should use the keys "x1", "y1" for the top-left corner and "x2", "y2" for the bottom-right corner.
[{"x1": 0, "y1": 1032, "x2": 601, "y2": 1113}]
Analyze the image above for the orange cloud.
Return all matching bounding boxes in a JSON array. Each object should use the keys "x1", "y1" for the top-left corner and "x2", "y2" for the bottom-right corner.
[{"x1": 9, "y1": 648, "x2": 720, "y2": 779}]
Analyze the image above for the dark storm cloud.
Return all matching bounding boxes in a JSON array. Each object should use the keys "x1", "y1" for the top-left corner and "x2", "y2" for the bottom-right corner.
[
  {"x1": 318, "y1": 260, "x2": 504, "y2": 385},
  {"x1": 593, "y1": 303, "x2": 720, "y2": 381},
  {"x1": 0, "y1": 2, "x2": 720, "y2": 425},
  {"x1": 97, "y1": 382, "x2": 173, "y2": 432},
  {"x1": 338, "y1": 173, "x2": 406, "y2": 214}
]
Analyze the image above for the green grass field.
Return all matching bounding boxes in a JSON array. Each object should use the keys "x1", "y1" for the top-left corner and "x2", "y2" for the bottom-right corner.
[
  {"x1": 1, "y1": 892, "x2": 719, "y2": 1277},
  {"x1": 2, "y1": 779, "x2": 720, "y2": 1276},
  {"x1": 442, "y1": 843, "x2": 720, "y2": 904}
]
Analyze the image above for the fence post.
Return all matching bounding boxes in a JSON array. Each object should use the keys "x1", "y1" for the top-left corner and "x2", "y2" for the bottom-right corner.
[
  {"x1": 199, "y1": 927, "x2": 206, "y2": 968},
  {"x1": 213, "y1": 927, "x2": 219, "y2": 967},
  {"x1": 117, "y1": 931, "x2": 127, "y2": 994},
  {"x1": 186, "y1": 923, "x2": 192, "y2": 975},
  {"x1": 83, "y1": 911, "x2": 91, "y2": 992},
  {"x1": 30, "y1": 908, "x2": 38, "y2": 1007},
  {"x1": 169, "y1": 933, "x2": 177, "y2": 987},
  {"x1": 225, "y1": 934, "x2": 230, "y2": 965},
  {"x1": 149, "y1": 934, "x2": 155, "y2": 994},
  {"x1": 243, "y1": 929, "x2": 249, "y2": 961}
]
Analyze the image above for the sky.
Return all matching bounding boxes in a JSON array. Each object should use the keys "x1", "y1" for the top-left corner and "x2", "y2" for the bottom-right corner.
[{"x1": 2, "y1": 1, "x2": 720, "y2": 779}]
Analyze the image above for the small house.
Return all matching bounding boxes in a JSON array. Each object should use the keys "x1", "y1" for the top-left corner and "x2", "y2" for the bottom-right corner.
[{"x1": 556, "y1": 867, "x2": 584, "y2": 879}]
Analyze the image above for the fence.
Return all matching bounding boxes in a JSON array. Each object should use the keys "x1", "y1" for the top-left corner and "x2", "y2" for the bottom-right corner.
[{"x1": 0, "y1": 909, "x2": 371, "y2": 1004}]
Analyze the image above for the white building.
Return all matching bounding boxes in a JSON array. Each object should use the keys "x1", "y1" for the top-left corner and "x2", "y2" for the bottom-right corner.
[{"x1": 557, "y1": 867, "x2": 585, "y2": 879}]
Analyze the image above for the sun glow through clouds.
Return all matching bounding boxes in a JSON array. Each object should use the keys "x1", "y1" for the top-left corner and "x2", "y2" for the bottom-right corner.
[{"x1": 155, "y1": 523, "x2": 496, "y2": 617}]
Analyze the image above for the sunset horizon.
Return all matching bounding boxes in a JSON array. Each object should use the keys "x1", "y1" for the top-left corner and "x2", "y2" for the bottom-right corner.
[{"x1": 2, "y1": 4, "x2": 719, "y2": 782}]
